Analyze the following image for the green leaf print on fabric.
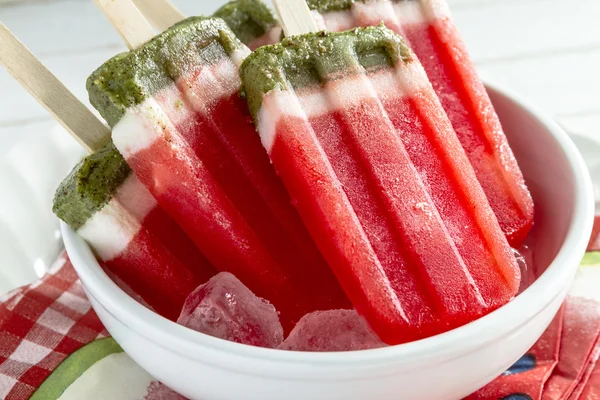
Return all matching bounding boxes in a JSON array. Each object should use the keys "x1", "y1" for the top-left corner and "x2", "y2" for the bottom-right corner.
[
  {"x1": 581, "y1": 252, "x2": 600, "y2": 267},
  {"x1": 30, "y1": 337, "x2": 123, "y2": 400}
]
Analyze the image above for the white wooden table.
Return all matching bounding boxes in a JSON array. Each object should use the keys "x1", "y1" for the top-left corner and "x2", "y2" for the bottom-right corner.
[{"x1": 0, "y1": 0, "x2": 599, "y2": 151}]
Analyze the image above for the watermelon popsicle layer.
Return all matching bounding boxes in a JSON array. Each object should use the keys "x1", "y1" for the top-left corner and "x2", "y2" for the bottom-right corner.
[
  {"x1": 53, "y1": 143, "x2": 216, "y2": 320},
  {"x1": 307, "y1": 0, "x2": 534, "y2": 247},
  {"x1": 87, "y1": 17, "x2": 350, "y2": 331},
  {"x1": 241, "y1": 27, "x2": 520, "y2": 344}
]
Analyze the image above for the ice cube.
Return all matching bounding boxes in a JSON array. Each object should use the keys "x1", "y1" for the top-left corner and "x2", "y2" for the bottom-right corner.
[
  {"x1": 177, "y1": 272, "x2": 283, "y2": 348},
  {"x1": 278, "y1": 310, "x2": 386, "y2": 352}
]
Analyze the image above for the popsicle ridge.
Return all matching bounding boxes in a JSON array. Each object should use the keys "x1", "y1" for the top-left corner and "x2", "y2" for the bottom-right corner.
[
  {"x1": 274, "y1": 66, "x2": 428, "y2": 122},
  {"x1": 241, "y1": 26, "x2": 520, "y2": 343}
]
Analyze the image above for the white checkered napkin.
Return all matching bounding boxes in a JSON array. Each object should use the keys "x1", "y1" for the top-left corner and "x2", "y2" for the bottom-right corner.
[{"x1": 0, "y1": 251, "x2": 108, "y2": 400}]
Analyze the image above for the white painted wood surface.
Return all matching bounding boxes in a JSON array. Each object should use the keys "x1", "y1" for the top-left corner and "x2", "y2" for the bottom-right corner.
[{"x1": 0, "y1": 0, "x2": 598, "y2": 150}]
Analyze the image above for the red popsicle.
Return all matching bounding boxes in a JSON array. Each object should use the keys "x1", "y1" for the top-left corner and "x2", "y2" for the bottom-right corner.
[
  {"x1": 241, "y1": 27, "x2": 520, "y2": 344},
  {"x1": 54, "y1": 145, "x2": 216, "y2": 322},
  {"x1": 308, "y1": 0, "x2": 534, "y2": 247}
]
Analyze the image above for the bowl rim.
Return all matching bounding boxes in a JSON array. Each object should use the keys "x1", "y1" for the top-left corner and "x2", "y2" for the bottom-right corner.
[{"x1": 62, "y1": 81, "x2": 595, "y2": 370}]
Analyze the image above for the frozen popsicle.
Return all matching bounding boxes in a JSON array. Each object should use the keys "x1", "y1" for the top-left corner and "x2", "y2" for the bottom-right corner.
[
  {"x1": 306, "y1": 0, "x2": 534, "y2": 247},
  {"x1": 241, "y1": 26, "x2": 520, "y2": 344},
  {"x1": 88, "y1": 16, "x2": 350, "y2": 330},
  {"x1": 53, "y1": 143, "x2": 216, "y2": 320}
]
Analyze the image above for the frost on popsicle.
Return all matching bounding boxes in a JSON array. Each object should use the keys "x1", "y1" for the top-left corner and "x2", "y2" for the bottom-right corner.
[
  {"x1": 241, "y1": 27, "x2": 520, "y2": 344},
  {"x1": 306, "y1": 0, "x2": 534, "y2": 247},
  {"x1": 178, "y1": 272, "x2": 284, "y2": 348},
  {"x1": 278, "y1": 310, "x2": 386, "y2": 352}
]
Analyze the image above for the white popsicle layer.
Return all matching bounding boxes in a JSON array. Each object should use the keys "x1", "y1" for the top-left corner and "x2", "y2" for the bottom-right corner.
[{"x1": 77, "y1": 174, "x2": 156, "y2": 261}]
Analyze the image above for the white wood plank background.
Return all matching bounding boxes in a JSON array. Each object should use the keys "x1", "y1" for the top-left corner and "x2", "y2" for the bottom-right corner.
[{"x1": 0, "y1": 0, "x2": 598, "y2": 151}]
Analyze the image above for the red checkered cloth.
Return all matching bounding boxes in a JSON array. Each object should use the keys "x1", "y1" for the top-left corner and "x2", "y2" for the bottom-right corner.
[{"x1": 0, "y1": 251, "x2": 107, "y2": 400}]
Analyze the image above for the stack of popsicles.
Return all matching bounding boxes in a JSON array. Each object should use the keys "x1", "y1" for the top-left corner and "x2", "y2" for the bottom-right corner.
[
  {"x1": 85, "y1": 16, "x2": 351, "y2": 331},
  {"x1": 52, "y1": 0, "x2": 282, "y2": 321},
  {"x1": 51, "y1": 0, "x2": 533, "y2": 345},
  {"x1": 306, "y1": 0, "x2": 534, "y2": 247}
]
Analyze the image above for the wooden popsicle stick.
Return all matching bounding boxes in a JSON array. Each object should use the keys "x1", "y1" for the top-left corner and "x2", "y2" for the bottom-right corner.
[
  {"x1": 272, "y1": 0, "x2": 318, "y2": 37},
  {"x1": 0, "y1": 23, "x2": 110, "y2": 153},
  {"x1": 94, "y1": 0, "x2": 156, "y2": 50},
  {"x1": 133, "y1": 0, "x2": 185, "y2": 32}
]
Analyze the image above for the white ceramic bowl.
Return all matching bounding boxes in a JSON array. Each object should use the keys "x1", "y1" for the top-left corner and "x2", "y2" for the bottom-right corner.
[{"x1": 63, "y1": 83, "x2": 595, "y2": 400}]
